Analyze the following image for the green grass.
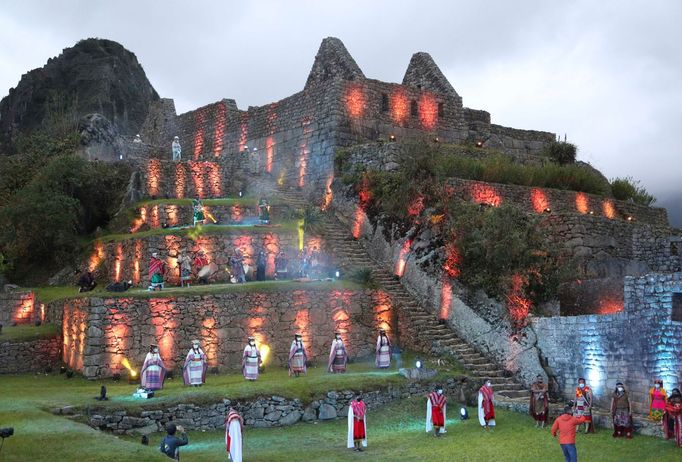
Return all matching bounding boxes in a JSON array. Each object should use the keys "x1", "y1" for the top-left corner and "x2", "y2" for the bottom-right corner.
[
  {"x1": 28, "y1": 280, "x2": 363, "y2": 305},
  {"x1": 99, "y1": 220, "x2": 301, "y2": 243},
  {"x1": 136, "y1": 196, "x2": 290, "y2": 208},
  {"x1": 0, "y1": 323, "x2": 58, "y2": 342}
]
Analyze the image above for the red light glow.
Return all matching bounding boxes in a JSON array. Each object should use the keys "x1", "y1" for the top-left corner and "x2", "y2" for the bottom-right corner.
[
  {"x1": 146, "y1": 159, "x2": 161, "y2": 197},
  {"x1": 506, "y1": 273, "x2": 532, "y2": 325},
  {"x1": 150, "y1": 205, "x2": 160, "y2": 228},
  {"x1": 207, "y1": 162, "x2": 222, "y2": 197},
  {"x1": 321, "y1": 174, "x2": 334, "y2": 211},
  {"x1": 352, "y1": 206, "x2": 365, "y2": 239},
  {"x1": 439, "y1": 279, "x2": 452, "y2": 320},
  {"x1": 395, "y1": 239, "x2": 412, "y2": 277},
  {"x1": 167, "y1": 205, "x2": 179, "y2": 227},
  {"x1": 597, "y1": 299, "x2": 624, "y2": 314},
  {"x1": 576, "y1": 193, "x2": 589, "y2": 214},
  {"x1": 266, "y1": 136, "x2": 274, "y2": 174},
  {"x1": 391, "y1": 88, "x2": 409, "y2": 125},
  {"x1": 194, "y1": 109, "x2": 205, "y2": 160},
  {"x1": 175, "y1": 163, "x2": 187, "y2": 199},
  {"x1": 150, "y1": 299, "x2": 178, "y2": 366},
  {"x1": 89, "y1": 241, "x2": 105, "y2": 272},
  {"x1": 133, "y1": 240, "x2": 142, "y2": 284},
  {"x1": 372, "y1": 291, "x2": 393, "y2": 333},
  {"x1": 418, "y1": 93, "x2": 438, "y2": 130},
  {"x1": 470, "y1": 183, "x2": 502, "y2": 207},
  {"x1": 530, "y1": 188, "x2": 550, "y2": 214},
  {"x1": 189, "y1": 162, "x2": 207, "y2": 199},
  {"x1": 443, "y1": 242, "x2": 461, "y2": 278},
  {"x1": 239, "y1": 113, "x2": 248, "y2": 152},
  {"x1": 213, "y1": 103, "x2": 226, "y2": 157},
  {"x1": 114, "y1": 243, "x2": 123, "y2": 282},
  {"x1": 345, "y1": 84, "x2": 365, "y2": 119},
  {"x1": 407, "y1": 194, "x2": 425, "y2": 217},
  {"x1": 602, "y1": 200, "x2": 616, "y2": 219}
]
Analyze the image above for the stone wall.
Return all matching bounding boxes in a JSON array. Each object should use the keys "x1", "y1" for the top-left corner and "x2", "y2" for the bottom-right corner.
[
  {"x1": 0, "y1": 291, "x2": 36, "y2": 325},
  {"x1": 60, "y1": 287, "x2": 396, "y2": 378},
  {"x1": 89, "y1": 230, "x2": 321, "y2": 285},
  {"x1": 81, "y1": 377, "x2": 474, "y2": 435},
  {"x1": 533, "y1": 273, "x2": 682, "y2": 414},
  {"x1": 0, "y1": 336, "x2": 62, "y2": 374}
]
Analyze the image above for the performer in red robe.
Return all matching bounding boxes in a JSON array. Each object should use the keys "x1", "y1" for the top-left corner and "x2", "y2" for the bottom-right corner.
[
  {"x1": 148, "y1": 252, "x2": 166, "y2": 291},
  {"x1": 478, "y1": 380, "x2": 496, "y2": 430},
  {"x1": 194, "y1": 250, "x2": 210, "y2": 284},
  {"x1": 225, "y1": 408, "x2": 244, "y2": 462},
  {"x1": 347, "y1": 395, "x2": 367, "y2": 451},
  {"x1": 663, "y1": 388, "x2": 682, "y2": 447},
  {"x1": 426, "y1": 385, "x2": 447, "y2": 437}
]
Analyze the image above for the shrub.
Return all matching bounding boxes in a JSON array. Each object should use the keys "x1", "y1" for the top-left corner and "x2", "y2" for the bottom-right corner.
[
  {"x1": 346, "y1": 267, "x2": 375, "y2": 287},
  {"x1": 610, "y1": 177, "x2": 656, "y2": 206},
  {"x1": 543, "y1": 141, "x2": 577, "y2": 165}
]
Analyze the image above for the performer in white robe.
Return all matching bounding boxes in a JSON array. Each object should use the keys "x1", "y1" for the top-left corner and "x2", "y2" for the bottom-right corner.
[
  {"x1": 225, "y1": 408, "x2": 243, "y2": 462},
  {"x1": 140, "y1": 345, "x2": 166, "y2": 391},
  {"x1": 347, "y1": 395, "x2": 367, "y2": 451},
  {"x1": 288, "y1": 333, "x2": 307, "y2": 377},
  {"x1": 425, "y1": 385, "x2": 447, "y2": 436},
  {"x1": 478, "y1": 380, "x2": 496, "y2": 430},
  {"x1": 327, "y1": 332, "x2": 348, "y2": 373},
  {"x1": 182, "y1": 339, "x2": 207, "y2": 386},
  {"x1": 242, "y1": 336, "x2": 261, "y2": 381},
  {"x1": 375, "y1": 329, "x2": 391, "y2": 368}
]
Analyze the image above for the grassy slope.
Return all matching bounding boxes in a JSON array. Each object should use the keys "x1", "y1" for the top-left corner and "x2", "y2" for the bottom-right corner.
[
  {"x1": 28, "y1": 280, "x2": 362, "y2": 305},
  {"x1": 0, "y1": 323, "x2": 58, "y2": 342},
  {"x1": 135, "y1": 196, "x2": 289, "y2": 208}
]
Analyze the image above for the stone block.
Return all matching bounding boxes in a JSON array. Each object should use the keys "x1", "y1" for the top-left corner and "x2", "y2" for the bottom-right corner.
[{"x1": 318, "y1": 403, "x2": 337, "y2": 420}]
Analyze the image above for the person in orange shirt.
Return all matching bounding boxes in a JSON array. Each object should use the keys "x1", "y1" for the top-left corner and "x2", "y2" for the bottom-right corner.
[{"x1": 552, "y1": 405, "x2": 588, "y2": 462}]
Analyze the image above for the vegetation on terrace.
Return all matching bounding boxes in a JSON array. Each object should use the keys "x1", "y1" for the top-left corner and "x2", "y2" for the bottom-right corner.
[{"x1": 0, "y1": 323, "x2": 59, "y2": 342}]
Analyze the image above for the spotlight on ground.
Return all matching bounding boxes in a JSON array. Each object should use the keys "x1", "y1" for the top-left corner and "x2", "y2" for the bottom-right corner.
[
  {"x1": 335, "y1": 270, "x2": 340, "y2": 279},
  {"x1": 141, "y1": 435, "x2": 149, "y2": 445},
  {"x1": 543, "y1": 207, "x2": 552, "y2": 214},
  {"x1": 460, "y1": 407, "x2": 469, "y2": 420},
  {"x1": 415, "y1": 359, "x2": 423, "y2": 369},
  {"x1": 0, "y1": 427, "x2": 14, "y2": 438},
  {"x1": 389, "y1": 134, "x2": 396, "y2": 142},
  {"x1": 475, "y1": 141, "x2": 484, "y2": 148},
  {"x1": 238, "y1": 191, "x2": 243, "y2": 197},
  {"x1": 95, "y1": 385, "x2": 108, "y2": 401}
]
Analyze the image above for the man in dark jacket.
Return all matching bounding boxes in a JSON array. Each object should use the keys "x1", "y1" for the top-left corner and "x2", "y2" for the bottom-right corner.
[{"x1": 160, "y1": 423, "x2": 188, "y2": 460}]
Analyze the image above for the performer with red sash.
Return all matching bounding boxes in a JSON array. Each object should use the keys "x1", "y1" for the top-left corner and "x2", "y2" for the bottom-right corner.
[
  {"x1": 148, "y1": 252, "x2": 166, "y2": 291},
  {"x1": 288, "y1": 333, "x2": 307, "y2": 377},
  {"x1": 426, "y1": 385, "x2": 447, "y2": 437},
  {"x1": 478, "y1": 380, "x2": 496, "y2": 430},
  {"x1": 327, "y1": 332, "x2": 348, "y2": 373},
  {"x1": 194, "y1": 250, "x2": 210, "y2": 284},
  {"x1": 530, "y1": 374, "x2": 549, "y2": 428},
  {"x1": 573, "y1": 377, "x2": 594, "y2": 433},
  {"x1": 347, "y1": 395, "x2": 367, "y2": 451},
  {"x1": 182, "y1": 339, "x2": 207, "y2": 387},
  {"x1": 225, "y1": 408, "x2": 243, "y2": 462},
  {"x1": 663, "y1": 388, "x2": 682, "y2": 447}
]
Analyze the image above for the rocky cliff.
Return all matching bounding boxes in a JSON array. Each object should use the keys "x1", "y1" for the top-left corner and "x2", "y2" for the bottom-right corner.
[{"x1": 0, "y1": 38, "x2": 159, "y2": 153}]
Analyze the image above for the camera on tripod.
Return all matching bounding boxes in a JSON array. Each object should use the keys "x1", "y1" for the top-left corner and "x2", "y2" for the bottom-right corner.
[{"x1": 0, "y1": 427, "x2": 13, "y2": 438}]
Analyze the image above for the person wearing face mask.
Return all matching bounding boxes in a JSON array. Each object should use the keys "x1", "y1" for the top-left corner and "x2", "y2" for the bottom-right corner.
[
  {"x1": 573, "y1": 378, "x2": 594, "y2": 433},
  {"x1": 288, "y1": 333, "x2": 308, "y2": 377},
  {"x1": 530, "y1": 374, "x2": 549, "y2": 428},
  {"x1": 610, "y1": 382, "x2": 633, "y2": 438},
  {"x1": 426, "y1": 385, "x2": 447, "y2": 437},
  {"x1": 141, "y1": 344, "x2": 166, "y2": 391},
  {"x1": 663, "y1": 388, "x2": 682, "y2": 447},
  {"x1": 649, "y1": 379, "x2": 668, "y2": 422},
  {"x1": 242, "y1": 336, "x2": 262, "y2": 381},
  {"x1": 328, "y1": 332, "x2": 348, "y2": 373},
  {"x1": 478, "y1": 380, "x2": 496, "y2": 430},
  {"x1": 347, "y1": 394, "x2": 367, "y2": 451},
  {"x1": 375, "y1": 329, "x2": 391, "y2": 369},
  {"x1": 182, "y1": 339, "x2": 207, "y2": 387}
]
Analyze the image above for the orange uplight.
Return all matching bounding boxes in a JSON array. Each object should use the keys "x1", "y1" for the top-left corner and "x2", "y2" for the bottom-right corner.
[
  {"x1": 443, "y1": 242, "x2": 461, "y2": 278},
  {"x1": 239, "y1": 113, "x2": 249, "y2": 153},
  {"x1": 150, "y1": 205, "x2": 160, "y2": 228},
  {"x1": 395, "y1": 239, "x2": 412, "y2": 277},
  {"x1": 439, "y1": 279, "x2": 453, "y2": 320},
  {"x1": 175, "y1": 163, "x2": 187, "y2": 199},
  {"x1": 146, "y1": 159, "x2": 161, "y2": 197},
  {"x1": 470, "y1": 183, "x2": 502, "y2": 207},
  {"x1": 194, "y1": 109, "x2": 205, "y2": 160},
  {"x1": 189, "y1": 161, "x2": 207, "y2": 199},
  {"x1": 266, "y1": 103, "x2": 278, "y2": 134},
  {"x1": 602, "y1": 200, "x2": 616, "y2": 219},
  {"x1": 133, "y1": 240, "x2": 142, "y2": 284},
  {"x1": 352, "y1": 206, "x2": 366, "y2": 239},
  {"x1": 391, "y1": 88, "x2": 409, "y2": 125},
  {"x1": 345, "y1": 84, "x2": 366, "y2": 119},
  {"x1": 167, "y1": 205, "x2": 179, "y2": 227},
  {"x1": 114, "y1": 243, "x2": 123, "y2": 282},
  {"x1": 407, "y1": 194, "x2": 424, "y2": 217},
  {"x1": 598, "y1": 299, "x2": 624, "y2": 314},
  {"x1": 40, "y1": 303, "x2": 45, "y2": 323},
  {"x1": 266, "y1": 136, "x2": 274, "y2": 174},
  {"x1": 575, "y1": 192, "x2": 589, "y2": 214},
  {"x1": 150, "y1": 299, "x2": 177, "y2": 364},
  {"x1": 506, "y1": 273, "x2": 532, "y2": 324},
  {"x1": 321, "y1": 174, "x2": 334, "y2": 211},
  {"x1": 418, "y1": 93, "x2": 438, "y2": 130},
  {"x1": 530, "y1": 188, "x2": 550, "y2": 214},
  {"x1": 207, "y1": 162, "x2": 222, "y2": 197},
  {"x1": 89, "y1": 241, "x2": 105, "y2": 272},
  {"x1": 213, "y1": 103, "x2": 226, "y2": 157},
  {"x1": 372, "y1": 291, "x2": 393, "y2": 333}
]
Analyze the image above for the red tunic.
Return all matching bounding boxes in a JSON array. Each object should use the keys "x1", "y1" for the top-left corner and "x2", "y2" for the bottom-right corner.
[
  {"x1": 350, "y1": 400, "x2": 366, "y2": 440},
  {"x1": 429, "y1": 392, "x2": 447, "y2": 427}
]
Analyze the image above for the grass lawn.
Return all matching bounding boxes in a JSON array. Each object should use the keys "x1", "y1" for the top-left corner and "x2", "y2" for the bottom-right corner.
[
  {"x1": 136, "y1": 196, "x2": 291, "y2": 208},
  {"x1": 0, "y1": 323, "x2": 58, "y2": 342},
  {"x1": 28, "y1": 280, "x2": 363, "y2": 305},
  {"x1": 99, "y1": 220, "x2": 300, "y2": 243}
]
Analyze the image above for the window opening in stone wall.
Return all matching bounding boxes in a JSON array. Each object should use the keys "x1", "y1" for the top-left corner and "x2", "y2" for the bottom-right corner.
[
  {"x1": 410, "y1": 100, "x2": 418, "y2": 117},
  {"x1": 671, "y1": 242, "x2": 679, "y2": 256},
  {"x1": 438, "y1": 102, "x2": 444, "y2": 117},
  {"x1": 673, "y1": 293, "x2": 682, "y2": 322},
  {"x1": 381, "y1": 93, "x2": 389, "y2": 113}
]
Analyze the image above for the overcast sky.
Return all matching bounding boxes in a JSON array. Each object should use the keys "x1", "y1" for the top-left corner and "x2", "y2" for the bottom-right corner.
[{"x1": 1, "y1": 0, "x2": 680, "y2": 225}]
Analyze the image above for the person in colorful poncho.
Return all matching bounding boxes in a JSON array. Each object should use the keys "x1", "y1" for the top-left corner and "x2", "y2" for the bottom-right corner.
[
  {"x1": 225, "y1": 408, "x2": 243, "y2": 462},
  {"x1": 650, "y1": 379, "x2": 668, "y2": 422},
  {"x1": 478, "y1": 380, "x2": 496, "y2": 430},
  {"x1": 192, "y1": 199, "x2": 205, "y2": 227},
  {"x1": 426, "y1": 385, "x2": 447, "y2": 437},
  {"x1": 242, "y1": 336, "x2": 261, "y2": 381},
  {"x1": 171, "y1": 136, "x2": 181, "y2": 161},
  {"x1": 573, "y1": 377, "x2": 594, "y2": 433},
  {"x1": 182, "y1": 339, "x2": 207, "y2": 387},
  {"x1": 663, "y1": 388, "x2": 682, "y2": 447},
  {"x1": 288, "y1": 333, "x2": 307, "y2": 377},
  {"x1": 141, "y1": 344, "x2": 166, "y2": 391},
  {"x1": 258, "y1": 198, "x2": 270, "y2": 224},
  {"x1": 178, "y1": 253, "x2": 192, "y2": 287},
  {"x1": 347, "y1": 395, "x2": 367, "y2": 451},
  {"x1": 327, "y1": 332, "x2": 348, "y2": 373},
  {"x1": 530, "y1": 374, "x2": 549, "y2": 428},
  {"x1": 610, "y1": 382, "x2": 633, "y2": 438},
  {"x1": 375, "y1": 329, "x2": 391, "y2": 369},
  {"x1": 148, "y1": 253, "x2": 166, "y2": 291}
]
